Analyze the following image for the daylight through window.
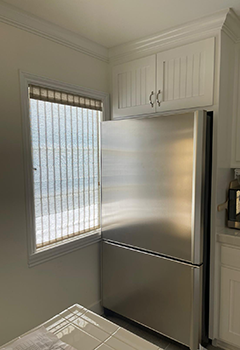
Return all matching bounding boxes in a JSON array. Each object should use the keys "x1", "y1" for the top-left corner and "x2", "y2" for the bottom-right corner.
[{"x1": 29, "y1": 85, "x2": 102, "y2": 250}]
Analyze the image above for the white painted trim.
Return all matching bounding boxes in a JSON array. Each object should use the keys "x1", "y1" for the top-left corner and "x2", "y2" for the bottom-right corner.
[
  {"x1": 223, "y1": 9, "x2": 240, "y2": 43},
  {"x1": 1, "y1": 1, "x2": 239, "y2": 66},
  {"x1": 214, "y1": 338, "x2": 240, "y2": 350},
  {"x1": 19, "y1": 71, "x2": 109, "y2": 267},
  {"x1": 29, "y1": 232, "x2": 102, "y2": 267},
  {"x1": 1, "y1": 2, "x2": 240, "y2": 67},
  {"x1": 0, "y1": 1, "x2": 109, "y2": 62},
  {"x1": 109, "y1": 9, "x2": 230, "y2": 64},
  {"x1": 231, "y1": 43, "x2": 240, "y2": 168}
]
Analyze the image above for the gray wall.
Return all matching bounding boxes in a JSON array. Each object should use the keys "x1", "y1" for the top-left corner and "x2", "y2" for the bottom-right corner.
[{"x1": 0, "y1": 22, "x2": 109, "y2": 346}]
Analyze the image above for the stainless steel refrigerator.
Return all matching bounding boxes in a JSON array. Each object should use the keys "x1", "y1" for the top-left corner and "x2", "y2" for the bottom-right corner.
[{"x1": 101, "y1": 111, "x2": 212, "y2": 350}]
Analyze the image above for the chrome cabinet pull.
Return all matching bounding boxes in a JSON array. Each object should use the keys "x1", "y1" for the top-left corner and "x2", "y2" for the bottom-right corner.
[
  {"x1": 156, "y1": 90, "x2": 161, "y2": 106},
  {"x1": 149, "y1": 91, "x2": 154, "y2": 107}
]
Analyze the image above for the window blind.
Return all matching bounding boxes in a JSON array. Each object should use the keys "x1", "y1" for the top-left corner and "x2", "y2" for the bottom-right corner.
[{"x1": 29, "y1": 85, "x2": 101, "y2": 249}]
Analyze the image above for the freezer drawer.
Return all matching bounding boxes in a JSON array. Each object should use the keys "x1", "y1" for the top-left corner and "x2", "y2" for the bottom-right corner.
[{"x1": 102, "y1": 241, "x2": 202, "y2": 350}]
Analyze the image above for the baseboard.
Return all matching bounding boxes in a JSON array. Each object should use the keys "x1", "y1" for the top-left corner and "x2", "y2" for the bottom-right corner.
[
  {"x1": 212, "y1": 338, "x2": 240, "y2": 350},
  {"x1": 199, "y1": 345, "x2": 207, "y2": 350},
  {"x1": 88, "y1": 300, "x2": 103, "y2": 315}
]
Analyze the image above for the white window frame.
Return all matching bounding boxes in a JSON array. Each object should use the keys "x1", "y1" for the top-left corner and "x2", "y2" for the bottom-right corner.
[{"x1": 20, "y1": 71, "x2": 110, "y2": 267}]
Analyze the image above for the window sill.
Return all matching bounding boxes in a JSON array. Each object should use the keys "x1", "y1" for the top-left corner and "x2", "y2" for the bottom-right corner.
[{"x1": 28, "y1": 230, "x2": 101, "y2": 267}]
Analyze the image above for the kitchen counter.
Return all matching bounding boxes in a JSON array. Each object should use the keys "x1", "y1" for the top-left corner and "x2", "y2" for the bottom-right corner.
[{"x1": 217, "y1": 226, "x2": 240, "y2": 247}]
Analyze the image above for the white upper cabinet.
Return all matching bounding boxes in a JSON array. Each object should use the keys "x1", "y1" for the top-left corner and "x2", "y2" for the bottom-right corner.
[
  {"x1": 156, "y1": 38, "x2": 215, "y2": 112},
  {"x1": 112, "y1": 37, "x2": 215, "y2": 118},
  {"x1": 112, "y1": 55, "x2": 156, "y2": 118}
]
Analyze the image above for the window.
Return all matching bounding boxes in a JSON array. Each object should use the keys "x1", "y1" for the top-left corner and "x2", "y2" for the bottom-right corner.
[
  {"x1": 29, "y1": 85, "x2": 102, "y2": 250},
  {"x1": 20, "y1": 72, "x2": 109, "y2": 266}
]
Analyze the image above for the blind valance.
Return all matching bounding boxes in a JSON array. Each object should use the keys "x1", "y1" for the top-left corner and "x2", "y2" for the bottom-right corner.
[{"x1": 29, "y1": 85, "x2": 102, "y2": 111}]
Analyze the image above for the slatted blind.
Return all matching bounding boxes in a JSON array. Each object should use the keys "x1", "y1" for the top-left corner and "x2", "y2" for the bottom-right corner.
[{"x1": 28, "y1": 85, "x2": 102, "y2": 249}]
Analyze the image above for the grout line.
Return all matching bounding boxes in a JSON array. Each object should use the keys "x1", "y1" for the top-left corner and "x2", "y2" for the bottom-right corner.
[
  {"x1": 105, "y1": 316, "x2": 171, "y2": 349},
  {"x1": 48, "y1": 309, "x2": 177, "y2": 350},
  {"x1": 106, "y1": 321, "x2": 165, "y2": 350},
  {"x1": 165, "y1": 343, "x2": 171, "y2": 350},
  {"x1": 92, "y1": 327, "x2": 121, "y2": 349}
]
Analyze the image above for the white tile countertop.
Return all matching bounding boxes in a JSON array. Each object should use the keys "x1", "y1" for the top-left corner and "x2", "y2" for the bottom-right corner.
[
  {"x1": 217, "y1": 226, "x2": 240, "y2": 247},
  {"x1": 1, "y1": 304, "x2": 162, "y2": 350}
]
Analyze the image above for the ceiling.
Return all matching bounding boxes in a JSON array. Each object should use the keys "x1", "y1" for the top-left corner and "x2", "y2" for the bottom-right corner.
[{"x1": 2, "y1": 0, "x2": 240, "y2": 48}]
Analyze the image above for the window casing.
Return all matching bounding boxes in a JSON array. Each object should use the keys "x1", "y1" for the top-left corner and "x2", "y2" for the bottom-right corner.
[{"x1": 20, "y1": 72, "x2": 109, "y2": 266}]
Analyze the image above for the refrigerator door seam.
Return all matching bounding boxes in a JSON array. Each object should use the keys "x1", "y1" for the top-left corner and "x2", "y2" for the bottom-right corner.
[
  {"x1": 103, "y1": 239, "x2": 203, "y2": 267},
  {"x1": 191, "y1": 110, "x2": 207, "y2": 265}
]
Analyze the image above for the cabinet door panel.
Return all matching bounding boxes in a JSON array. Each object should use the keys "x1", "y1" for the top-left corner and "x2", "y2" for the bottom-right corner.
[
  {"x1": 220, "y1": 266, "x2": 240, "y2": 346},
  {"x1": 112, "y1": 55, "x2": 156, "y2": 118},
  {"x1": 157, "y1": 38, "x2": 215, "y2": 112}
]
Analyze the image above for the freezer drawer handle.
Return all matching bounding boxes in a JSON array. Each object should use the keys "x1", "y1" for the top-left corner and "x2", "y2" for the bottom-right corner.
[{"x1": 149, "y1": 91, "x2": 154, "y2": 107}]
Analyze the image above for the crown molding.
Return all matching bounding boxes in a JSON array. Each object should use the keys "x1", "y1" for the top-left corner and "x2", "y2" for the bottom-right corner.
[
  {"x1": 0, "y1": 1, "x2": 109, "y2": 62},
  {"x1": 1, "y1": 2, "x2": 240, "y2": 65},
  {"x1": 222, "y1": 8, "x2": 240, "y2": 43},
  {"x1": 109, "y1": 8, "x2": 230, "y2": 64}
]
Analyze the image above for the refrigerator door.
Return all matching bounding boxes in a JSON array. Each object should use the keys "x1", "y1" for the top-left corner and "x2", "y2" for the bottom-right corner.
[
  {"x1": 102, "y1": 241, "x2": 202, "y2": 350},
  {"x1": 102, "y1": 111, "x2": 207, "y2": 264}
]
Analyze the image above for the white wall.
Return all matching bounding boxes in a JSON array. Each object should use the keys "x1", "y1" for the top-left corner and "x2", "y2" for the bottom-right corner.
[{"x1": 0, "y1": 22, "x2": 109, "y2": 346}]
